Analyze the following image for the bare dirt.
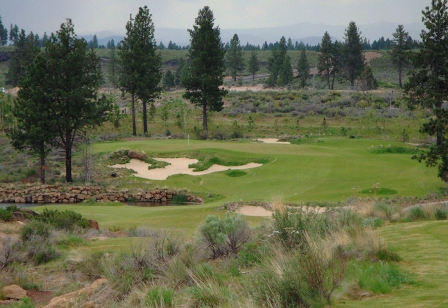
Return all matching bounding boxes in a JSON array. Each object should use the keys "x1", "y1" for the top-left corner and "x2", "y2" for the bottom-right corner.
[{"x1": 364, "y1": 51, "x2": 383, "y2": 63}]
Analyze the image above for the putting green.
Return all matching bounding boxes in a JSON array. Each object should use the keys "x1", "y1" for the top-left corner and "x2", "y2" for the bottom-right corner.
[{"x1": 93, "y1": 138, "x2": 441, "y2": 203}]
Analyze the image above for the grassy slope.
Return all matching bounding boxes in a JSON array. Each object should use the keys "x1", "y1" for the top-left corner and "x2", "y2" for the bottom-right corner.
[
  {"x1": 93, "y1": 138, "x2": 440, "y2": 203},
  {"x1": 337, "y1": 221, "x2": 448, "y2": 307}
]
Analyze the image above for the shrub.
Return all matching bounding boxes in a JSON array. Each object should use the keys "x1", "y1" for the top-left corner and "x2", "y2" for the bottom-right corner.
[
  {"x1": 407, "y1": 207, "x2": 429, "y2": 221},
  {"x1": 22, "y1": 235, "x2": 60, "y2": 265},
  {"x1": 21, "y1": 221, "x2": 53, "y2": 242},
  {"x1": 435, "y1": 208, "x2": 448, "y2": 220},
  {"x1": 272, "y1": 207, "x2": 332, "y2": 249},
  {"x1": 145, "y1": 287, "x2": 174, "y2": 307},
  {"x1": 172, "y1": 194, "x2": 188, "y2": 205},
  {"x1": 199, "y1": 214, "x2": 251, "y2": 259},
  {"x1": 35, "y1": 208, "x2": 89, "y2": 231},
  {"x1": 0, "y1": 208, "x2": 12, "y2": 222}
]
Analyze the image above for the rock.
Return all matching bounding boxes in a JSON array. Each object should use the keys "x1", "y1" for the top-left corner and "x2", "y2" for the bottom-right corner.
[
  {"x1": 44, "y1": 278, "x2": 108, "y2": 308},
  {"x1": 88, "y1": 220, "x2": 99, "y2": 230},
  {"x1": 128, "y1": 150, "x2": 146, "y2": 160},
  {"x1": 2, "y1": 284, "x2": 27, "y2": 300}
]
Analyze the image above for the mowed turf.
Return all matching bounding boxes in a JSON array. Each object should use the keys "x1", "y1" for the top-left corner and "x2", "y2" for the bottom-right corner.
[
  {"x1": 93, "y1": 137, "x2": 441, "y2": 202},
  {"x1": 337, "y1": 221, "x2": 448, "y2": 307}
]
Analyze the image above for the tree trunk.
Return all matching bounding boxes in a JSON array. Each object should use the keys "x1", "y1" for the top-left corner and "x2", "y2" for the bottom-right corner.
[
  {"x1": 65, "y1": 132, "x2": 72, "y2": 183},
  {"x1": 331, "y1": 72, "x2": 336, "y2": 90},
  {"x1": 202, "y1": 103, "x2": 208, "y2": 131},
  {"x1": 40, "y1": 154, "x2": 45, "y2": 184},
  {"x1": 326, "y1": 72, "x2": 330, "y2": 90},
  {"x1": 398, "y1": 61, "x2": 402, "y2": 88},
  {"x1": 142, "y1": 99, "x2": 147, "y2": 135},
  {"x1": 437, "y1": 129, "x2": 443, "y2": 146},
  {"x1": 131, "y1": 92, "x2": 136, "y2": 136}
]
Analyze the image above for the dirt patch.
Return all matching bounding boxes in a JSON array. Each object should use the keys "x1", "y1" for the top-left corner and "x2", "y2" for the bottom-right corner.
[
  {"x1": 111, "y1": 158, "x2": 262, "y2": 180},
  {"x1": 26, "y1": 289, "x2": 54, "y2": 307},
  {"x1": 364, "y1": 51, "x2": 382, "y2": 63}
]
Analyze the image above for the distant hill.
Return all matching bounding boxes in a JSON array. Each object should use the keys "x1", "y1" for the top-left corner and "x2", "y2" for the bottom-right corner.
[{"x1": 80, "y1": 21, "x2": 424, "y2": 47}]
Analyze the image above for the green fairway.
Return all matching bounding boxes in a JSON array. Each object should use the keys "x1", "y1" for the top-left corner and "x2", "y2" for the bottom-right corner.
[{"x1": 93, "y1": 137, "x2": 441, "y2": 203}]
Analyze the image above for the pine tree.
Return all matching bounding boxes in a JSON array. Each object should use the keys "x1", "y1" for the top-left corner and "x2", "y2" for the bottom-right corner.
[
  {"x1": 10, "y1": 19, "x2": 111, "y2": 183},
  {"x1": 318, "y1": 32, "x2": 333, "y2": 89},
  {"x1": 9, "y1": 24, "x2": 19, "y2": 45},
  {"x1": 226, "y1": 34, "x2": 244, "y2": 81},
  {"x1": 183, "y1": 6, "x2": 227, "y2": 132},
  {"x1": 108, "y1": 44, "x2": 119, "y2": 88},
  {"x1": 119, "y1": 6, "x2": 163, "y2": 135},
  {"x1": 297, "y1": 49, "x2": 310, "y2": 88},
  {"x1": 267, "y1": 36, "x2": 288, "y2": 86},
  {"x1": 0, "y1": 16, "x2": 7, "y2": 46},
  {"x1": 278, "y1": 55, "x2": 293, "y2": 86},
  {"x1": 391, "y1": 25, "x2": 409, "y2": 88},
  {"x1": 342, "y1": 21, "x2": 365, "y2": 87},
  {"x1": 248, "y1": 49, "x2": 260, "y2": 80},
  {"x1": 9, "y1": 55, "x2": 57, "y2": 184},
  {"x1": 405, "y1": 0, "x2": 448, "y2": 181},
  {"x1": 5, "y1": 30, "x2": 40, "y2": 86}
]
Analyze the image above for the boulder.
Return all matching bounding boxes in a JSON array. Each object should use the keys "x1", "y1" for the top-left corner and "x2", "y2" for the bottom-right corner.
[
  {"x1": 88, "y1": 220, "x2": 99, "y2": 230},
  {"x1": 2, "y1": 284, "x2": 27, "y2": 300},
  {"x1": 44, "y1": 278, "x2": 108, "y2": 308},
  {"x1": 128, "y1": 151, "x2": 146, "y2": 160}
]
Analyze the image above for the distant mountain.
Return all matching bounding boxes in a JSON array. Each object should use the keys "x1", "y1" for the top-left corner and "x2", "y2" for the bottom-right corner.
[{"x1": 81, "y1": 21, "x2": 424, "y2": 48}]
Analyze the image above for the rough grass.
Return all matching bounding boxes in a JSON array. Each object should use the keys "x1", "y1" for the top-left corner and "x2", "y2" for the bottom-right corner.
[{"x1": 336, "y1": 221, "x2": 448, "y2": 307}]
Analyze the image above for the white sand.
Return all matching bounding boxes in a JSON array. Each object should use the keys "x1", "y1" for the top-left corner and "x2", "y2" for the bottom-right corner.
[
  {"x1": 236, "y1": 206, "x2": 273, "y2": 217},
  {"x1": 256, "y1": 138, "x2": 290, "y2": 144},
  {"x1": 111, "y1": 158, "x2": 262, "y2": 180}
]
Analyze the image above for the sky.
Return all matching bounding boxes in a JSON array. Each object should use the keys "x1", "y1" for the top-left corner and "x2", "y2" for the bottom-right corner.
[{"x1": 1, "y1": 0, "x2": 428, "y2": 36}]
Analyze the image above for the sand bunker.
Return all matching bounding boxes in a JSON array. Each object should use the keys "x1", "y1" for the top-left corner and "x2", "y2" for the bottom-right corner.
[
  {"x1": 236, "y1": 206, "x2": 273, "y2": 217},
  {"x1": 256, "y1": 138, "x2": 290, "y2": 144},
  {"x1": 111, "y1": 158, "x2": 262, "y2": 180}
]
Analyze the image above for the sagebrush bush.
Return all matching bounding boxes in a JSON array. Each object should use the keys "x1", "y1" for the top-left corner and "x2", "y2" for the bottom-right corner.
[
  {"x1": 21, "y1": 221, "x2": 53, "y2": 242},
  {"x1": 406, "y1": 207, "x2": 429, "y2": 221},
  {"x1": 199, "y1": 214, "x2": 251, "y2": 259},
  {"x1": 435, "y1": 208, "x2": 448, "y2": 220}
]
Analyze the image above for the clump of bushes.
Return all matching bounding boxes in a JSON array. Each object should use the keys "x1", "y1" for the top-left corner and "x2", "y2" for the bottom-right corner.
[{"x1": 34, "y1": 208, "x2": 90, "y2": 231}]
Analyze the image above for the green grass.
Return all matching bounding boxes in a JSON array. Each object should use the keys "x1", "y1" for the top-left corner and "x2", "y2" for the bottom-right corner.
[
  {"x1": 337, "y1": 221, "x2": 448, "y2": 307},
  {"x1": 92, "y1": 138, "x2": 440, "y2": 203},
  {"x1": 360, "y1": 188, "x2": 398, "y2": 195}
]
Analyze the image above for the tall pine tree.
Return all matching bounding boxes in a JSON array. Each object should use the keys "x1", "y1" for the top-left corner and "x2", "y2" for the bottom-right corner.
[
  {"x1": 297, "y1": 49, "x2": 310, "y2": 88},
  {"x1": 343, "y1": 21, "x2": 365, "y2": 87},
  {"x1": 248, "y1": 48, "x2": 260, "y2": 80},
  {"x1": 226, "y1": 34, "x2": 245, "y2": 81},
  {"x1": 405, "y1": 0, "x2": 448, "y2": 181},
  {"x1": 318, "y1": 32, "x2": 333, "y2": 89},
  {"x1": 183, "y1": 6, "x2": 227, "y2": 132},
  {"x1": 5, "y1": 29, "x2": 40, "y2": 87},
  {"x1": 391, "y1": 25, "x2": 409, "y2": 88},
  {"x1": 119, "y1": 6, "x2": 162, "y2": 135},
  {"x1": 27, "y1": 19, "x2": 110, "y2": 182},
  {"x1": 9, "y1": 55, "x2": 57, "y2": 184}
]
